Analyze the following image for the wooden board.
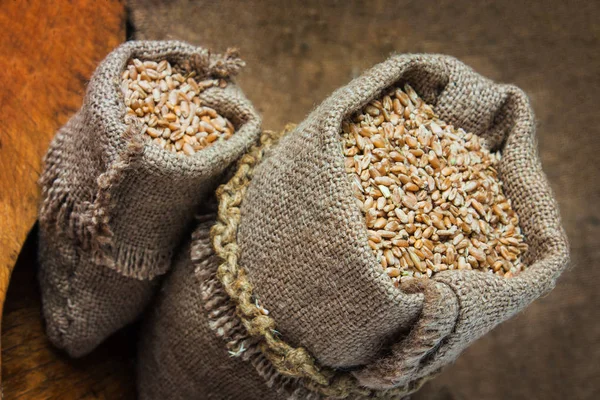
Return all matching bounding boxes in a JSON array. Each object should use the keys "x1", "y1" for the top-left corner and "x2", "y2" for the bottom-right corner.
[{"x1": 0, "y1": 0, "x2": 125, "y2": 395}]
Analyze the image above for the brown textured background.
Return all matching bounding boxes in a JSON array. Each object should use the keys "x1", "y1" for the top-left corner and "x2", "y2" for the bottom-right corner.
[
  {"x1": 1, "y1": 0, "x2": 598, "y2": 398},
  {"x1": 130, "y1": 1, "x2": 599, "y2": 399}
]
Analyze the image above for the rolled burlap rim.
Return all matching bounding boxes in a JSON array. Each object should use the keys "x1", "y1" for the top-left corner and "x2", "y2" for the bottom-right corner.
[
  {"x1": 39, "y1": 40, "x2": 258, "y2": 281},
  {"x1": 210, "y1": 127, "x2": 438, "y2": 399}
]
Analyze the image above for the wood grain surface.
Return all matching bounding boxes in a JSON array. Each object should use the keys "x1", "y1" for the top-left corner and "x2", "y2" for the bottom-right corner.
[{"x1": 0, "y1": 0, "x2": 125, "y2": 396}]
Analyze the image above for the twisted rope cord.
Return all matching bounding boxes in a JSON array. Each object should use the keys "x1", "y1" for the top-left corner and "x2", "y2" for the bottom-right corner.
[{"x1": 211, "y1": 127, "x2": 434, "y2": 398}]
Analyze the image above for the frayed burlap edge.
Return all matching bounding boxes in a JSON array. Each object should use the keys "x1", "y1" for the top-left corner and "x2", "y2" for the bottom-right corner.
[
  {"x1": 193, "y1": 214, "x2": 318, "y2": 400},
  {"x1": 37, "y1": 119, "x2": 153, "y2": 353},
  {"x1": 208, "y1": 127, "x2": 435, "y2": 399},
  {"x1": 38, "y1": 42, "x2": 251, "y2": 281},
  {"x1": 38, "y1": 118, "x2": 171, "y2": 280}
]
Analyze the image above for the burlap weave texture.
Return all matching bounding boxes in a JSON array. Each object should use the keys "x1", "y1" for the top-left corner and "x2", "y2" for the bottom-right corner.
[{"x1": 38, "y1": 40, "x2": 261, "y2": 357}]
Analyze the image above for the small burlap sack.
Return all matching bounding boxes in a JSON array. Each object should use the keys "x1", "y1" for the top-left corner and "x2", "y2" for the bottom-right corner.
[
  {"x1": 138, "y1": 54, "x2": 569, "y2": 399},
  {"x1": 38, "y1": 40, "x2": 261, "y2": 357}
]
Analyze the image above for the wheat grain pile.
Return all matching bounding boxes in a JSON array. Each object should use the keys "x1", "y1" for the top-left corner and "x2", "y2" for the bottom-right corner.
[
  {"x1": 342, "y1": 84, "x2": 527, "y2": 286},
  {"x1": 122, "y1": 58, "x2": 235, "y2": 155}
]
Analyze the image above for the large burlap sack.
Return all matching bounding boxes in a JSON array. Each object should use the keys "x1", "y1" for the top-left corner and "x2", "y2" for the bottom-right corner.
[
  {"x1": 38, "y1": 40, "x2": 261, "y2": 357},
  {"x1": 138, "y1": 54, "x2": 569, "y2": 398}
]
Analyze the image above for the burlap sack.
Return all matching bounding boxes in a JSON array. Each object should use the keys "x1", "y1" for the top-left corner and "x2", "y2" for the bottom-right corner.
[
  {"x1": 138, "y1": 55, "x2": 569, "y2": 398},
  {"x1": 38, "y1": 40, "x2": 261, "y2": 357}
]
